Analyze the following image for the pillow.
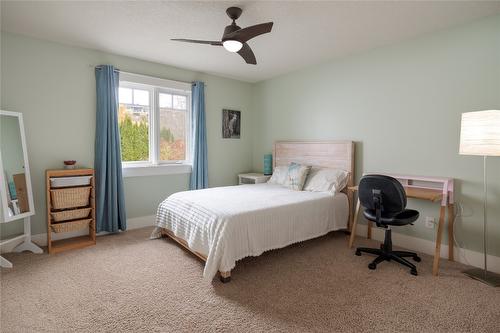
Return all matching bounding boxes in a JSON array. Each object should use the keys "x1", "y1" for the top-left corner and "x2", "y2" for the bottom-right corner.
[
  {"x1": 286, "y1": 162, "x2": 311, "y2": 191},
  {"x1": 267, "y1": 165, "x2": 289, "y2": 185},
  {"x1": 303, "y1": 167, "x2": 349, "y2": 194}
]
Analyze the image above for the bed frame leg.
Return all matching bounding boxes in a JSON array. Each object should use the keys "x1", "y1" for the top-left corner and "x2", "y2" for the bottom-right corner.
[{"x1": 219, "y1": 271, "x2": 231, "y2": 283}]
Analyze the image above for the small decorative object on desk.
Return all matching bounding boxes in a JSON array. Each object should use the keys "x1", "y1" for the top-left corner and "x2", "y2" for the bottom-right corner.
[
  {"x1": 263, "y1": 154, "x2": 272, "y2": 175},
  {"x1": 63, "y1": 160, "x2": 76, "y2": 170}
]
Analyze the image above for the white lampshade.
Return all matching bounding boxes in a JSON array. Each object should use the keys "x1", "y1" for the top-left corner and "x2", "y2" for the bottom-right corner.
[
  {"x1": 459, "y1": 110, "x2": 500, "y2": 156},
  {"x1": 222, "y1": 40, "x2": 243, "y2": 53}
]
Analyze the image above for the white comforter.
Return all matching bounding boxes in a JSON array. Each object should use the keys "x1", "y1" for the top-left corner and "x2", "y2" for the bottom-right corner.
[{"x1": 151, "y1": 183, "x2": 348, "y2": 280}]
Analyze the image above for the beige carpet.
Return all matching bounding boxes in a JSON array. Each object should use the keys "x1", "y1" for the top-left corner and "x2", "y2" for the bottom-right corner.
[{"x1": 1, "y1": 227, "x2": 499, "y2": 333}]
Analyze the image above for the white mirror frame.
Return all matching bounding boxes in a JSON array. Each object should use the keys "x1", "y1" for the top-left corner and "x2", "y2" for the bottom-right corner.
[{"x1": 0, "y1": 110, "x2": 35, "y2": 223}]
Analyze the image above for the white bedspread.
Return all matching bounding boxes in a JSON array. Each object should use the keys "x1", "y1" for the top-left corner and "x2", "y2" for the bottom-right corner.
[{"x1": 151, "y1": 183, "x2": 348, "y2": 280}]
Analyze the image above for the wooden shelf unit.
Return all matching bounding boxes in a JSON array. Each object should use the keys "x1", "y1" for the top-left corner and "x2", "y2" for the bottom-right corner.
[{"x1": 46, "y1": 168, "x2": 96, "y2": 254}]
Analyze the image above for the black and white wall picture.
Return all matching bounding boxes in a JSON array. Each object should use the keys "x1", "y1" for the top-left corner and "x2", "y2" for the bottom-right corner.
[{"x1": 222, "y1": 109, "x2": 241, "y2": 139}]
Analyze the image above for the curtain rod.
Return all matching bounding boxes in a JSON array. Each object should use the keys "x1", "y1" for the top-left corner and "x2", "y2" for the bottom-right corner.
[{"x1": 93, "y1": 65, "x2": 203, "y2": 86}]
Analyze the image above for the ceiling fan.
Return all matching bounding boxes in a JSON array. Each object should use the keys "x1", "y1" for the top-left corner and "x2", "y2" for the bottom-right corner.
[{"x1": 171, "y1": 7, "x2": 273, "y2": 65}]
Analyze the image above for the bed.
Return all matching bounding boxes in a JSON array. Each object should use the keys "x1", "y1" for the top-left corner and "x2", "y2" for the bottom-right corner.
[{"x1": 151, "y1": 141, "x2": 355, "y2": 282}]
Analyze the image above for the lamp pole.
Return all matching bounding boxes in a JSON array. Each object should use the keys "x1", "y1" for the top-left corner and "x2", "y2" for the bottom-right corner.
[
  {"x1": 460, "y1": 110, "x2": 500, "y2": 287},
  {"x1": 483, "y1": 155, "x2": 487, "y2": 276},
  {"x1": 462, "y1": 155, "x2": 500, "y2": 286}
]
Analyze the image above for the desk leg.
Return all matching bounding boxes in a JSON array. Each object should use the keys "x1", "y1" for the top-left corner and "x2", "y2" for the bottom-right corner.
[
  {"x1": 348, "y1": 199, "x2": 361, "y2": 248},
  {"x1": 367, "y1": 221, "x2": 372, "y2": 240},
  {"x1": 448, "y1": 204, "x2": 455, "y2": 261},
  {"x1": 348, "y1": 191, "x2": 354, "y2": 231},
  {"x1": 433, "y1": 206, "x2": 446, "y2": 276}
]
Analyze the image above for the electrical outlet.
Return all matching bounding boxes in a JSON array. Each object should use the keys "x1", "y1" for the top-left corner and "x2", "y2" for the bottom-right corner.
[{"x1": 425, "y1": 217, "x2": 435, "y2": 229}]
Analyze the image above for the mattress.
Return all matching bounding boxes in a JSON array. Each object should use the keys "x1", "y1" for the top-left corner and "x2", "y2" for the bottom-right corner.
[{"x1": 151, "y1": 183, "x2": 349, "y2": 280}]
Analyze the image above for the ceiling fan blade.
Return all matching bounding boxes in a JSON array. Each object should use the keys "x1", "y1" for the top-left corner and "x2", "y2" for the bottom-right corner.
[
  {"x1": 237, "y1": 43, "x2": 256, "y2": 65},
  {"x1": 224, "y1": 22, "x2": 273, "y2": 43},
  {"x1": 171, "y1": 39, "x2": 222, "y2": 46}
]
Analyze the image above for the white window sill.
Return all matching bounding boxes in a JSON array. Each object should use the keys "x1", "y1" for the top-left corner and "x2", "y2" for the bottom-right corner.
[{"x1": 122, "y1": 164, "x2": 192, "y2": 178}]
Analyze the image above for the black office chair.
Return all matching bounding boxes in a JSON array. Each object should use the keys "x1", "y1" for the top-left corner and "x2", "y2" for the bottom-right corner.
[{"x1": 355, "y1": 175, "x2": 421, "y2": 275}]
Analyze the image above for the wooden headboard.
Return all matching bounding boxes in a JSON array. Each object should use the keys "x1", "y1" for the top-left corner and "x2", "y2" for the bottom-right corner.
[
  {"x1": 273, "y1": 140, "x2": 355, "y2": 230},
  {"x1": 273, "y1": 140, "x2": 355, "y2": 188}
]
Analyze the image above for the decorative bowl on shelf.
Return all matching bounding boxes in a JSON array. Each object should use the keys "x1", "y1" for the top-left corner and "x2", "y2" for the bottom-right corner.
[{"x1": 63, "y1": 160, "x2": 76, "y2": 169}]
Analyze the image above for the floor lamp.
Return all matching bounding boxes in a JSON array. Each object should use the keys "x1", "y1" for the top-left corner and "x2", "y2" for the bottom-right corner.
[{"x1": 459, "y1": 110, "x2": 500, "y2": 287}]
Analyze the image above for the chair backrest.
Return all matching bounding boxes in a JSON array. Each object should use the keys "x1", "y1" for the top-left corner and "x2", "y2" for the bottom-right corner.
[{"x1": 358, "y1": 175, "x2": 407, "y2": 215}]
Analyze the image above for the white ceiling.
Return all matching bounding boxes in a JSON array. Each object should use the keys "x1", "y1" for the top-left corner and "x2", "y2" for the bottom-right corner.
[{"x1": 2, "y1": 1, "x2": 500, "y2": 82}]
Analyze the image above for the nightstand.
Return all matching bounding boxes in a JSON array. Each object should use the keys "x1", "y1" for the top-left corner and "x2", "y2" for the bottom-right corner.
[{"x1": 238, "y1": 173, "x2": 271, "y2": 185}]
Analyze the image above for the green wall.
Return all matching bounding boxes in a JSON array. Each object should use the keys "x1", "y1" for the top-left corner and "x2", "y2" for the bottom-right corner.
[
  {"x1": 0, "y1": 32, "x2": 253, "y2": 238},
  {"x1": 252, "y1": 15, "x2": 500, "y2": 256},
  {"x1": 1, "y1": 15, "x2": 499, "y2": 258}
]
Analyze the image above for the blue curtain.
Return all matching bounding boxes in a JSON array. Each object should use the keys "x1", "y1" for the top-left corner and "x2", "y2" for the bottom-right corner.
[
  {"x1": 94, "y1": 65, "x2": 127, "y2": 232},
  {"x1": 189, "y1": 81, "x2": 208, "y2": 190}
]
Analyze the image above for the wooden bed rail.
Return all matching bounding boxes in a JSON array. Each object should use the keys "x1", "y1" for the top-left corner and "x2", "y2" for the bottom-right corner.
[{"x1": 160, "y1": 228, "x2": 231, "y2": 283}]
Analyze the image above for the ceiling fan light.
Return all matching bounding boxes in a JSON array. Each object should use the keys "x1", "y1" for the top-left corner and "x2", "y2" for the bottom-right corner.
[{"x1": 223, "y1": 40, "x2": 243, "y2": 52}]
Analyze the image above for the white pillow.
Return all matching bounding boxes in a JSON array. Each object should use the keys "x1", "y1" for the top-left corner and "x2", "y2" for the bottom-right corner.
[
  {"x1": 303, "y1": 167, "x2": 349, "y2": 194},
  {"x1": 267, "y1": 165, "x2": 289, "y2": 185}
]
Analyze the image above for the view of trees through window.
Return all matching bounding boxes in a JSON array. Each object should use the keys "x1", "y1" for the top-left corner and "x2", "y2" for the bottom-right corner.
[
  {"x1": 118, "y1": 87, "x2": 150, "y2": 162},
  {"x1": 159, "y1": 92, "x2": 186, "y2": 161},
  {"x1": 118, "y1": 85, "x2": 188, "y2": 163}
]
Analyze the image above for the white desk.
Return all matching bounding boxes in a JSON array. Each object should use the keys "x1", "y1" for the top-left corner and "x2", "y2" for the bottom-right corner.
[{"x1": 348, "y1": 174, "x2": 455, "y2": 276}]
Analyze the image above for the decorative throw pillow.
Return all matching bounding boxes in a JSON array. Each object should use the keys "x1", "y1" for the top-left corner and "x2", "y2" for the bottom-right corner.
[
  {"x1": 267, "y1": 165, "x2": 289, "y2": 185},
  {"x1": 286, "y1": 162, "x2": 311, "y2": 191},
  {"x1": 303, "y1": 167, "x2": 349, "y2": 194}
]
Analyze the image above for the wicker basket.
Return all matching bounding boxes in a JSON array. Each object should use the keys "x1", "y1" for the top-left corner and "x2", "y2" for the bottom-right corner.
[
  {"x1": 51, "y1": 207, "x2": 91, "y2": 222},
  {"x1": 50, "y1": 187, "x2": 91, "y2": 209},
  {"x1": 51, "y1": 219, "x2": 91, "y2": 233}
]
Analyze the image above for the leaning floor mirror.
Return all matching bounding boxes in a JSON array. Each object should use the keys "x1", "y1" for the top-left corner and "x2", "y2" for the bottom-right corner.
[{"x1": 0, "y1": 110, "x2": 42, "y2": 268}]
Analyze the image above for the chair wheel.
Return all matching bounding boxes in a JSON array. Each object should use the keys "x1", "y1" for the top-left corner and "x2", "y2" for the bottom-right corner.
[
  {"x1": 410, "y1": 269, "x2": 418, "y2": 276},
  {"x1": 368, "y1": 263, "x2": 377, "y2": 270},
  {"x1": 413, "y1": 256, "x2": 421, "y2": 262},
  {"x1": 355, "y1": 250, "x2": 361, "y2": 256}
]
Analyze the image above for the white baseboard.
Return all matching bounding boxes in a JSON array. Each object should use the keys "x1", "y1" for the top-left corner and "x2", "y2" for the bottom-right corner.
[
  {"x1": 126, "y1": 214, "x2": 156, "y2": 230},
  {"x1": 1, "y1": 215, "x2": 156, "y2": 252},
  {"x1": 354, "y1": 224, "x2": 500, "y2": 274}
]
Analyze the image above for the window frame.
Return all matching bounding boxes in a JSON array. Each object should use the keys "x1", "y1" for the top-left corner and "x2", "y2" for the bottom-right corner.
[
  {"x1": 118, "y1": 74, "x2": 192, "y2": 176},
  {"x1": 155, "y1": 87, "x2": 191, "y2": 165},
  {"x1": 118, "y1": 81, "x2": 154, "y2": 166}
]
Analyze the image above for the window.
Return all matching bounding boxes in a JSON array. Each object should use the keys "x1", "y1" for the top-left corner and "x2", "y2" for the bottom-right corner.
[
  {"x1": 118, "y1": 86, "x2": 151, "y2": 162},
  {"x1": 118, "y1": 74, "x2": 191, "y2": 173}
]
